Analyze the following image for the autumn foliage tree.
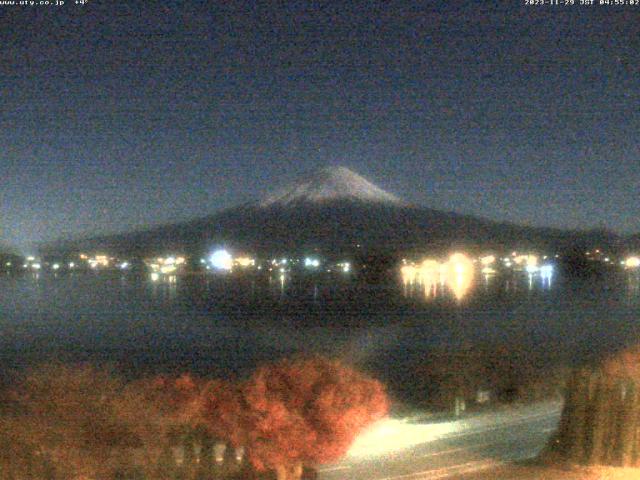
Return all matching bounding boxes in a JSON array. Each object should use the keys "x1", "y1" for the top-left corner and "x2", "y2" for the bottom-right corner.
[
  {"x1": 4, "y1": 364, "x2": 139, "y2": 479},
  {"x1": 1, "y1": 364, "x2": 210, "y2": 480},
  {"x1": 552, "y1": 345, "x2": 640, "y2": 467},
  {"x1": 202, "y1": 356, "x2": 389, "y2": 480}
]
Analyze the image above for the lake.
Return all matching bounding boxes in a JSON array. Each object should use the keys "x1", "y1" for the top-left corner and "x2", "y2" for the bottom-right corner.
[{"x1": 1, "y1": 268, "x2": 639, "y2": 399}]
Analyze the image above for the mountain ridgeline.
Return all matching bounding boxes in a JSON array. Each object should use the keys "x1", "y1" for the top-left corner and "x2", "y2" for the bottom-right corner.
[{"x1": 40, "y1": 167, "x2": 629, "y2": 258}]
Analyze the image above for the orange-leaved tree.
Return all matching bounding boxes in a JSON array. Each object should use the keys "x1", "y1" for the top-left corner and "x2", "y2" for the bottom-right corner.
[
  {"x1": 202, "y1": 356, "x2": 389, "y2": 480},
  {"x1": 119, "y1": 372, "x2": 210, "y2": 478}
]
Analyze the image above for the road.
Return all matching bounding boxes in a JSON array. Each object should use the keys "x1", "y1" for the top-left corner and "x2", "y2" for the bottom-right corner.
[{"x1": 318, "y1": 401, "x2": 562, "y2": 480}]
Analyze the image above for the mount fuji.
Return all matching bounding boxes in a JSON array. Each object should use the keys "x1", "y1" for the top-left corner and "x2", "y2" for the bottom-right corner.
[
  {"x1": 40, "y1": 166, "x2": 618, "y2": 257},
  {"x1": 260, "y1": 166, "x2": 403, "y2": 207}
]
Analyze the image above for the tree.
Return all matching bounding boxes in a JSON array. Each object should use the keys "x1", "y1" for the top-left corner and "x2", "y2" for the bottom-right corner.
[
  {"x1": 202, "y1": 356, "x2": 389, "y2": 480},
  {"x1": 120, "y1": 373, "x2": 211, "y2": 479},
  {"x1": 551, "y1": 346, "x2": 640, "y2": 467},
  {"x1": 6, "y1": 364, "x2": 140, "y2": 479}
]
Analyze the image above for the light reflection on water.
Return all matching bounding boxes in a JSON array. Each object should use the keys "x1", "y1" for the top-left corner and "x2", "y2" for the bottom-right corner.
[
  {"x1": 0, "y1": 268, "x2": 639, "y2": 381},
  {"x1": 401, "y1": 258, "x2": 555, "y2": 302},
  {"x1": 401, "y1": 253, "x2": 477, "y2": 301}
]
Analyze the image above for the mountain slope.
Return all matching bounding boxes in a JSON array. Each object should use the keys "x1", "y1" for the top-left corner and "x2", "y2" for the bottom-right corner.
[
  {"x1": 39, "y1": 167, "x2": 625, "y2": 257},
  {"x1": 260, "y1": 166, "x2": 403, "y2": 207}
]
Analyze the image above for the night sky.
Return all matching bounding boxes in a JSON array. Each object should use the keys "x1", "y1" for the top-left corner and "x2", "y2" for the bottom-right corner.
[{"x1": 1, "y1": 1, "x2": 639, "y2": 251}]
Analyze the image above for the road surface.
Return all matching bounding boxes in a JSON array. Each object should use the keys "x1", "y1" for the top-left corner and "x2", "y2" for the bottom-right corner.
[{"x1": 319, "y1": 401, "x2": 562, "y2": 480}]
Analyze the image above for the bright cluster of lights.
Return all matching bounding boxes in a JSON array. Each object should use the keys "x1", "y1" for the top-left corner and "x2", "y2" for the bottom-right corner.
[
  {"x1": 304, "y1": 257, "x2": 320, "y2": 268},
  {"x1": 625, "y1": 256, "x2": 640, "y2": 269},
  {"x1": 234, "y1": 256, "x2": 255, "y2": 268},
  {"x1": 210, "y1": 249, "x2": 233, "y2": 271},
  {"x1": 540, "y1": 264, "x2": 554, "y2": 279},
  {"x1": 513, "y1": 254, "x2": 538, "y2": 268},
  {"x1": 479, "y1": 255, "x2": 496, "y2": 266},
  {"x1": 401, "y1": 253, "x2": 475, "y2": 300},
  {"x1": 337, "y1": 261, "x2": 351, "y2": 273},
  {"x1": 88, "y1": 255, "x2": 111, "y2": 269},
  {"x1": 148, "y1": 255, "x2": 186, "y2": 274}
]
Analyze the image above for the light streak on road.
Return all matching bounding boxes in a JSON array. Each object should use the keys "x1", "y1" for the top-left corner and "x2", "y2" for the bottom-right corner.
[
  {"x1": 320, "y1": 402, "x2": 562, "y2": 480},
  {"x1": 347, "y1": 418, "x2": 460, "y2": 458}
]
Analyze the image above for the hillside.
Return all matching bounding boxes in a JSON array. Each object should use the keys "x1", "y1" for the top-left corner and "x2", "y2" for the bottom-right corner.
[{"x1": 39, "y1": 167, "x2": 626, "y2": 258}]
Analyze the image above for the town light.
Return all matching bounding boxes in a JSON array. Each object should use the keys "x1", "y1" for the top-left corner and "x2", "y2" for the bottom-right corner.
[
  {"x1": 540, "y1": 264, "x2": 554, "y2": 279},
  {"x1": 480, "y1": 255, "x2": 496, "y2": 266},
  {"x1": 210, "y1": 249, "x2": 233, "y2": 270},
  {"x1": 400, "y1": 265, "x2": 417, "y2": 284},
  {"x1": 625, "y1": 256, "x2": 640, "y2": 269},
  {"x1": 235, "y1": 256, "x2": 255, "y2": 267},
  {"x1": 304, "y1": 257, "x2": 320, "y2": 268}
]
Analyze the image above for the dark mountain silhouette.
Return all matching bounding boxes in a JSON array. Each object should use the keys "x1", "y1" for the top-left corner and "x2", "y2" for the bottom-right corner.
[{"x1": 39, "y1": 167, "x2": 627, "y2": 258}]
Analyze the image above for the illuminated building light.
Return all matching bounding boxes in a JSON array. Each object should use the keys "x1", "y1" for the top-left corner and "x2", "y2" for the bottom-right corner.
[
  {"x1": 540, "y1": 264, "x2": 554, "y2": 278},
  {"x1": 418, "y1": 259, "x2": 439, "y2": 287},
  {"x1": 625, "y1": 257, "x2": 640, "y2": 269},
  {"x1": 160, "y1": 265, "x2": 177, "y2": 274},
  {"x1": 340, "y1": 262, "x2": 351, "y2": 273},
  {"x1": 481, "y1": 267, "x2": 496, "y2": 275},
  {"x1": 446, "y1": 253, "x2": 474, "y2": 300},
  {"x1": 94, "y1": 255, "x2": 110, "y2": 267},
  {"x1": 525, "y1": 264, "x2": 539, "y2": 274},
  {"x1": 5, "y1": 262, "x2": 11, "y2": 267},
  {"x1": 31, "y1": 263, "x2": 41, "y2": 270},
  {"x1": 400, "y1": 265, "x2": 417, "y2": 285},
  {"x1": 52, "y1": 263, "x2": 60, "y2": 270},
  {"x1": 68, "y1": 262, "x2": 75, "y2": 269},
  {"x1": 150, "y1": 272, "x2": 159, "y2": 282},
  {"x1": 119, "y1": 262, "x2": 129, "y2": 270},
  {"x1": 209, "y1": 249, "x2": 233, "y2": 270},
  {"x1": 480, "y1": 255, "x2": 496, "y2": 266},
  {"x1": 235, "y1": 257, "x2": 256, "y2": 267},
  {"x1": 27, "y1": 256, "x2": 35, "y2": 262},
  {"x1": 304, "y1": 257, "x2": 320, "y2": 268}
]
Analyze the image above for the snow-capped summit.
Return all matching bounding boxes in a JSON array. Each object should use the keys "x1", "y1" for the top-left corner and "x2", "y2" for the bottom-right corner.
[{"x1": 260, "y1": 166, "x2": 403, "y2": 207}]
